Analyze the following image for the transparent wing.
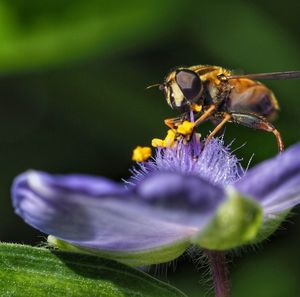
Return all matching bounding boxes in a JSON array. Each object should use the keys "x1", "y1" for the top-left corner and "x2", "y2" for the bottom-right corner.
[{"x1": 226, "y1": 70, "x2": 300, "y2": 80}]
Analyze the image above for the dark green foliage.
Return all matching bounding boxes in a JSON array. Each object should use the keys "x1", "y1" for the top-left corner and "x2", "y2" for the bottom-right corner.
[{"x1": 0, "y1": 243, "x2": 186, "y2": 297}]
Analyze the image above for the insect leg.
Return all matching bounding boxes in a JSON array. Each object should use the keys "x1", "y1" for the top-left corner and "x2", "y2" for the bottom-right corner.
[
  {"x1": 230, "y1": 112, "x2": 284, "y2": 152},
  {"x1": 205, "y1": 113, "x2": 231, "y2": 145},
  {"x1": 194, "y1": 105, "x2": 216, "y2": 127},
  {"x1": 164, "y1": 115, "x2": 186, "y2": 129}
]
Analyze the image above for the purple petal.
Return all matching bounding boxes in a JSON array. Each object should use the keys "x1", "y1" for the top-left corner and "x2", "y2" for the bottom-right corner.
[
  {"x1": 235, "y1": 143, "x2": 300, "y2": 214},
  {"x1": 12, "y1": 171, "x2": 223, "y2": 252},
  {"x1": 135, "y1": 172, "x2": 225, "y2": 225}
]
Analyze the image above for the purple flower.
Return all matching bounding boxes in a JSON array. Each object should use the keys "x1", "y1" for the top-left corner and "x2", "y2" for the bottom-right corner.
[{"x1": 11, "y1": 134, "x2": 300, "y2": 266}]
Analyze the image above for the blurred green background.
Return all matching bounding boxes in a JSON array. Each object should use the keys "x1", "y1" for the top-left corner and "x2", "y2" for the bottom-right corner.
[{"x1": 1, "y1": 0, "x2": 300, "y2": 296}]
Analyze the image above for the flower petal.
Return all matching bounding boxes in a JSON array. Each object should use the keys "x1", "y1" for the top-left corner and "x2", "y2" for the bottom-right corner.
[
  {"x1": 235, "y1": 143, "x2": 300, "y2": 214},
  {"x1": 13, "y1": 170, "x2": 197, "y2": 250},
  {"x1": 135, "y1": 172, "x2": 225, "y2": 227}
]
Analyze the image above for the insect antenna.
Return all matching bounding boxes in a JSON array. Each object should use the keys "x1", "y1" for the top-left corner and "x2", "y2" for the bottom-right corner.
[{"x1": 146, "y1": 83, "x2": 162, "y2": 90}]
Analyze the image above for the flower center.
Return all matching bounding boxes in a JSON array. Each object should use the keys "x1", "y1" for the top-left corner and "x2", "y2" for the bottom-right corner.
[
  {"x1": 130, "y1": 109, "x2": 244, "y2": 186},
  {"x1": 129, "y1": 133, "x2": 243, "y2": 188}
]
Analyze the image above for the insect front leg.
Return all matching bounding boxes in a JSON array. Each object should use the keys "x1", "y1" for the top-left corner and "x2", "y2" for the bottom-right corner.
[
  {"x1": 164, "y1": 112, "x2": 189, "y2": 129},
  {"x1": 164, "y1": 117, "x2": 184, "y2": 130},
  {"x1": 230, "y1": 112, "x2": 284, "y2": 152}
]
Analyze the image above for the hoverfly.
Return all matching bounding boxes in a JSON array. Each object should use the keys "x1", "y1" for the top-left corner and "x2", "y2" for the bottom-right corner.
[{"x1": 152, "y1": 65, "x2": 300, "y2": 152}]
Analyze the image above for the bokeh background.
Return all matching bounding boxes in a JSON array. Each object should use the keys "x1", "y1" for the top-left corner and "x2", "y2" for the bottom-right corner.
[{"x1": 1, "y1": 0, "x2": 300, "y2": 296}]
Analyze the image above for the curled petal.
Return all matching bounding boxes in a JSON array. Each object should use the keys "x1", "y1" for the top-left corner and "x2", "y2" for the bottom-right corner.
[
  {"x1": 135, "y1": 172, "x2": 225, "y2": 227},
  {"x1": 12, "y1": 171, "x2": 224, "y2": 264},
  {"x1": 235, "y1": 143, "x2": 300, "y2": 214}
]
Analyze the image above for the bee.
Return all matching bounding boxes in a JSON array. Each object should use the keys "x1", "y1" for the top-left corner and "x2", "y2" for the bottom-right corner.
[{"x1": 152, "y1": 65, "x2": 300, "y2": 152}]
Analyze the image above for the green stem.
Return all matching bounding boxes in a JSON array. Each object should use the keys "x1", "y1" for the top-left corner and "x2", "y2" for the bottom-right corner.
[{"x1": 206, "y1": 250, "x2": 230, "y2": 297}]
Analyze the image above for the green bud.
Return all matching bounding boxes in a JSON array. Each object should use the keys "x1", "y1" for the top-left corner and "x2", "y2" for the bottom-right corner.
[{"x1": 193, "y1": 187, "x2": 263, "y2": 250}]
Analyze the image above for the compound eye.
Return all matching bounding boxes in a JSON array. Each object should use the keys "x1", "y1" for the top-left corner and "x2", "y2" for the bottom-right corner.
[{"x1": 175, "y1": 70, "x2": 202, "y2": 102}]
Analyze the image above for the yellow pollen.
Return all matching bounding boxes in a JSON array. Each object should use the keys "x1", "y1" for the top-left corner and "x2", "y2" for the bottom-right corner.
[
  {"x1": 164, "y1": 129, "x2": 176, "y2": 147},
  {"x1": 192, "y1": 104, "x2": 202, "y2": 113},
  {"x1": 152, "y1": 129, "x2": 176, "y2": 148},
  {"x1": 132, "y1": 146, "x2": 152, "y2": 162},
  {"x1": 177, "y1": 121, "x2": 195, "y2": 135},
  {"x1": 151, "y1": 138, "x2": 165, "y2": 148}
]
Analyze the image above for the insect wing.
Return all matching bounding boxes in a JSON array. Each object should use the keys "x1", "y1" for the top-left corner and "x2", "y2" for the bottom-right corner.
[{"x1": 227, "y1": 70, "x2": 300, "y2": 80}]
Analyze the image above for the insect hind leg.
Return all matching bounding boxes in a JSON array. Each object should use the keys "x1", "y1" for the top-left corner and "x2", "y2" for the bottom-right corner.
[
  {"x1": 205, "y1": 113, "x2": 231, "y2": 145},
  {"x1": 230, "y1": 112, "x2": 284, "y2": 152}
]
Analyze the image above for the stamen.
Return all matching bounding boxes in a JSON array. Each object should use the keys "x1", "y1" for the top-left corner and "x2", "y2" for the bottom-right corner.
[
  {"x1": 177, "y1": 121, "x2": 195, "y2": 136},
  {"x1": 164, "y1": 129, "x2": 176, "y2": 147},
  {"x1": 132, "y1": 146, "x2": 152, "y2": 162},
  {"x1": 152, "y1": 129, "x2": 176, "y2": 148},
  {"x1": 191, "y1": 104, "x2": 202, "y2": 113},
  {"x1": 152, "y1": 138, "x2": 165, "y2": 148}
]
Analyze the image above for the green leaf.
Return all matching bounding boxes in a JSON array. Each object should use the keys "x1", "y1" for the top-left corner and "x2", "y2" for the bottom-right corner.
[
  {"x1": 194, "y1": 187, "x2": 263, "y2": 250},
  {"x1": 0, "y1": 0, "x2": 182, "y2": 72},
  {"x1": 0, "y1": 243, "x2": 187, "y2": 297}
]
